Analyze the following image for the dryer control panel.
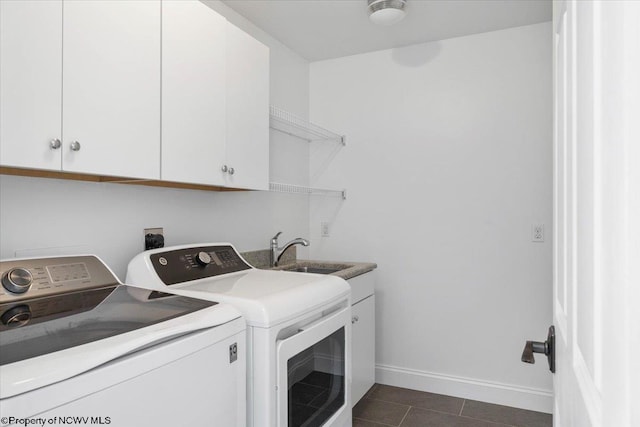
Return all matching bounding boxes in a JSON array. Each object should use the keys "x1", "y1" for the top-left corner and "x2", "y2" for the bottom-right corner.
[{"x1": 150, "y1": 245, "x2": 252, "y2": 286}]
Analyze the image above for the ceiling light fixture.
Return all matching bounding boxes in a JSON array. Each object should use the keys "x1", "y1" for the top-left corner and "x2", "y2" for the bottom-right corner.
[{"x1": 368, "y1": 0, "x2": 407, "y2": 26}]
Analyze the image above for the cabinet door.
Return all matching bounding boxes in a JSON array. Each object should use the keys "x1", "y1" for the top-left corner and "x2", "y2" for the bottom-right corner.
[
  {"x1": 0, "y1": 0, "x2": 62, "y2": 170},
  {"x1": 352, "y1": 295, "x2": 376, "y2": 406},
  {"x1": 225, "y1": 22, "x2": 269, "y2": 190},
  {"x1": 62, "y1": 1, "x2": 160, "y2": 179},
  {"x1": 162, "y1": 1, "x2": 227, "y2": 186}
]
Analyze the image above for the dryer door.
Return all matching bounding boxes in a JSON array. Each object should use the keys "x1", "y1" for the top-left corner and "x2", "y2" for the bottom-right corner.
[{"x1": 276, "y1": 306, "x2": 351, "y2": 427}]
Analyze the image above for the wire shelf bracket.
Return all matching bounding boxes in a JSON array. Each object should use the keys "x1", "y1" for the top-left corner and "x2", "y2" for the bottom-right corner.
[
  {"x1": 269, "y1": 106, "x2": 346, "y2": 145},
  {"x1": 269, "y1": 182, "x2": 346, "y2": 200}
]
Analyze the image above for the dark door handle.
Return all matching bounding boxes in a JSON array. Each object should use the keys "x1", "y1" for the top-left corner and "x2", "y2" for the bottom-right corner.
[{"x1": 521, "y1": 325, "x2": 555, "y2": 373}]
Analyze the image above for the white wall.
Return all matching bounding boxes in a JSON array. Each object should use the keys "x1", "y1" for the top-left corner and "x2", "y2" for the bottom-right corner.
[
  {"x1": 0, "y1": 0, "x2": 311, "y2": 279},
  {"x1": 0, "y1": 6, "x2": 554, "y2": 412},
  {"x1": 309, "y1": 22, "x2": 553, "y2": 412}
]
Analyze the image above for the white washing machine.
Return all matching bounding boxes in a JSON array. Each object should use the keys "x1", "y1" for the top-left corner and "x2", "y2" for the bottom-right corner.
[
  {"x1": 0, "y1": 255, "x2": 246, "y2": 426},
  {"x1": 126, "y1": 243, "x2": 352, "y2": 427}
]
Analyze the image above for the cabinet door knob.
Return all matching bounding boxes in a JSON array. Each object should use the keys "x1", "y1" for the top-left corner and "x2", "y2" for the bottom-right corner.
[
  {"x1": 49, "y1": 139, "x2": 61, "y2": 150},
  {"x1": 70, "y1": 141, "x2": 81, "y2": 151},
  {"x1": 351, "y1": 315, "x2": 359, "y2": 324},
  {"x1": 228, "y1": 167, "x2": 235, "y2": 175},
  {"x1": 221, "y1": 165, "x2": 228, "y2": 173}
]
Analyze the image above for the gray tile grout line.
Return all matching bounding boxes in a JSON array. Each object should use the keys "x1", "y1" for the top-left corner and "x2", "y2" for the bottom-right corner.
[
  {"x1": 357, "y1": 397, "x2": 518, "y2": 427},
  {"x1": 358, "y1": 397, "x2": 475, "y2": 427},
  {"x1": 457, "y1": 414, "x2": 517, "y2": 427},
  {"x1": 360, "y1": 385, "x2": 549, "y2": 427},
  {"x1": 397, "y1": 403, "x2": 512, "y2": 427},
  {"x1": 396, "y1": 405, "x2": 411, "y2": 427},
  {"x1": 353, "y1": 416, "x2": 397, "y2": 427},
  {"x1": 361, "y1": 397, "x2": 411, "y2": 408},
  {"x1": 363, "y1": 396, "x2": 454, "y2": 416}
]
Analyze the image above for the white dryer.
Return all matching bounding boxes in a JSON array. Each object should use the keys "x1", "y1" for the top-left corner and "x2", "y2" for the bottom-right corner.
[
  {"x1": 126, "y1": 243, "x2": 352, "y2": 427},
  {"x1": 0, "y1": 255, "x2": 246, "y2": 426}
]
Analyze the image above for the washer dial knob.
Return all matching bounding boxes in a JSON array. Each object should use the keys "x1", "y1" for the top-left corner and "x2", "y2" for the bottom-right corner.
[
  {"x1": 1, "y1": 305, "x2": 32, "y2": 327},
  {"x1": 195, "y1": 251, "x2": 212, "y2": 266},
  {"x1": 2, "y1": 268, "x2": 33, "y2": 294}
]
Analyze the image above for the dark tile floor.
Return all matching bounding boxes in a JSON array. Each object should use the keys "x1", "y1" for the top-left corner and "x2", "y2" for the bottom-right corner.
[{"x1": 353, "y1": 384, "x2": 552, "y2": 427}]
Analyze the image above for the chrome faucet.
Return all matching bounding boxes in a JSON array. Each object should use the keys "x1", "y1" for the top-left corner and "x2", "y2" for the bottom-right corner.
[{"x1": 270, "y1": 231, "x2": 309, "y2": 267}]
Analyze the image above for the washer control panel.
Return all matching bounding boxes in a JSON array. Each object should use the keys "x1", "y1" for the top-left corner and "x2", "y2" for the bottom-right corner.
[
  {"x1": 0, "y1": 256, "x2": 119, "y2": 304},
  {"x1": 150, "y1": 245, "x2": 252, "y2": 286},
  {"x1": 0, "y1": 286, "x2": 114, "y2": 330}
]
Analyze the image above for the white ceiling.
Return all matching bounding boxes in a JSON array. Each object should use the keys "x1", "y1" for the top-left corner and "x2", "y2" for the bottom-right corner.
[{"x1": 222, "y1": 0, "x2": 552, "y2": 62}]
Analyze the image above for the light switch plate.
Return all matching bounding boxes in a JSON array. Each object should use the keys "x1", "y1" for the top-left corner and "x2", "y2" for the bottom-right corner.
[{"x1": 320, "y1": 222, "x2": 330, "y2": 237}]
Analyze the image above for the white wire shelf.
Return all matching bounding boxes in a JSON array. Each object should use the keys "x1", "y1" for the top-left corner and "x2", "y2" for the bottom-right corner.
[
  {"x1": 269, "y1": 182, "x2": 346, "y2": 200},
  {"x1": 269, "y1": 106, "x2": 346, "y2": 145}
]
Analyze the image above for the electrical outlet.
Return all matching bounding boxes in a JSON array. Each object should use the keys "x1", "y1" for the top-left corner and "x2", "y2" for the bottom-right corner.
[
  {"x1": 144, "y1": 227, "x2": 164, "y2": 250},
  {"x1": 320, "y1": 222, "x2": 330, "y2": 237},
  {"x1": 532, "y1": 224, "x2": 544, "y2": 242}
]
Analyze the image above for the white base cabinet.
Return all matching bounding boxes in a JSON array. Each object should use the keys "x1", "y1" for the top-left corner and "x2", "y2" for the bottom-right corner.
[
  {"x1": 351, "y1": 294, "x2": 375, "y2": 405},
  {"x1": 348, "y1": 272, "x2": 376, "y2": 406}
]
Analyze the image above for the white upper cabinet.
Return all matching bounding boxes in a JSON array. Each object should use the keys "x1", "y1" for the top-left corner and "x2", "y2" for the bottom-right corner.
[
  {"x1": 162, "y1": 0, "x2": 227, "y2": 186},
  {"x1": 0, "y1": 0, "x2": 160, "y2": 179},
  {"x1": 62, "y1": 1, "x2": 160, "y2": 179},
  {"x1": 225, "y1": 21, "x2": 270, "y2": 191},
  {"x1": 162, "y1": 7, "x2": 269, "y2": 190},
  {"x1": 0, "y1": 0, "x2": 63, "y2": 170},
  {"x1": 1, "y1": 0, "x2": 268, "y2": 189}
]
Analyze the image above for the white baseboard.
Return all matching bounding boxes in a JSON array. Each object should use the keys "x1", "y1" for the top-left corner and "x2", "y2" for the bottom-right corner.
[{"x1": 375, "y1": 364, "x2": 553, "y2": 414}]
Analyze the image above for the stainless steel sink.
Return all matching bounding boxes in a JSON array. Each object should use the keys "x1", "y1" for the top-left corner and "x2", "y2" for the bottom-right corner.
[{"x1": 282, "y1": 266, "x2": 345, "y2": 274}]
